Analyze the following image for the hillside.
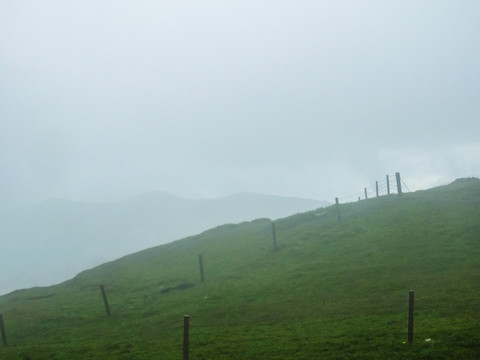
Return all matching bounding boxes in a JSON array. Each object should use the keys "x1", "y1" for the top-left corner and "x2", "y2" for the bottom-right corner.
[
  {"x1": 0, "y1": 191, "x2": 328, "y2": 295},
  {"x1": 0, "y1": 178, "x2": 479, "y2": 359}
]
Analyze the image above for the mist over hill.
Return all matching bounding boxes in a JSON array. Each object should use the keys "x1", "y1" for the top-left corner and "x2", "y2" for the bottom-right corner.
[
  {"x1": 0, "y1": 191, "x2": 328, "y2": 295},
  {"x1": 0, "y1": 178, "x2": 478, "y2": 359}
]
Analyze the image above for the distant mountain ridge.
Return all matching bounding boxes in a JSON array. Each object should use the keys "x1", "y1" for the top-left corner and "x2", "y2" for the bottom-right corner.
[{"x1": 0, "y1": 191, "x2": 329, "y2": 295}]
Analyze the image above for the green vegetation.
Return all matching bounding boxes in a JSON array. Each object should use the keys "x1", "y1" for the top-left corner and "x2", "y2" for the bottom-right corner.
[{"x1": 1, "y1": 178, "x2": 479, "y2": 359}]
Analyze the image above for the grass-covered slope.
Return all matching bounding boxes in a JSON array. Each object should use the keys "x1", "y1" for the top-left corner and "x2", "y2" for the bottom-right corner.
[{"x1": 0, "y1": 178, "x2": 479, "y2": 359}]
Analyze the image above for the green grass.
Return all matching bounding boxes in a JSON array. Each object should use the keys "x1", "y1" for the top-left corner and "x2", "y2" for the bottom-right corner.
[{"x1": 1, "y1": 178, "x2": 479, "y2": 359}]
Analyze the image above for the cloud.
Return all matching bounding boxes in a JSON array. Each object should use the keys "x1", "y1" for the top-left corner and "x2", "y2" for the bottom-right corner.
[
  {"x1": 0, "y1": 1, "x2": 479, "y2": 204},
  {"x1": 377, "y1": 143, "x2": 480, "y2": 191}
]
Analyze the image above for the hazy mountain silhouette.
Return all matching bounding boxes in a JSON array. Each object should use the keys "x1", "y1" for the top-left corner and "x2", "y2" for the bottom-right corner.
[{"x1": 0, "y1": 191, "x2": 328, "y2": 294}]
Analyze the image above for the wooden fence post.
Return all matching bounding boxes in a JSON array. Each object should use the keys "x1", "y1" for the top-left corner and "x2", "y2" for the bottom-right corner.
[
  {"x1": 408, "y1": 290, "x2": 414, "y2": 344},
  {"x1": 364, "y1": 188, "x2": 368, "y2": 200},
  {"x1": 183, "y1": 315, "x2": 190, "y2": 360},
  {"x1": 335, "y1": 197, "x2": 342, "y2": 222},
  {"x1": 386, "y1": 175, "x2": 390, "y2": 195},
  {"x1": 396, "y1": 172, "x2": 403, "y2": 195},
  {"x1": 0, "y1": 314, "x2": 7, "y2": 346},
  {"x1": 376, "y1": 181, "x2": 379, "y2": 197},
  {"x1": 271, "y1": 221, "x2": 279, "y2": 251},
  {"x1": 198, "y1": 254, "x2": 205, "y2": 282},
  {"x1": 100, "y1": 285, "x2": 111, "y2": 317}
]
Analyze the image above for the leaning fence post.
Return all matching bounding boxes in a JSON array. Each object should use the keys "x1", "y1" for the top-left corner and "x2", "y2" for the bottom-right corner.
[
  {"x1": 396, "y1": 172, "x2": 403, "y2": 195},
  {"x1": 0, "y1": 314, "x2": 7, "y2": 346},
  {"x1": 407, "y1": 290, "x2": 414, "y2": 344},
  {"x1": 198, "y1": 254, "x2": 205, "y2": 282},
  {"x1": 100, "y1": 284, "x2": 111, "y2": 317},
  {"x1": 271, "y1": 221, "x2": 279, "y2": 251},
  {"x1": 183, "y1": 315, "x2": 190, "y2": 360}
]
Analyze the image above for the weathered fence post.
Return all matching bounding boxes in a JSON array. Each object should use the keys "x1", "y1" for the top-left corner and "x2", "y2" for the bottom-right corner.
[
  {"x1": 376, "y1": 181, "x2": 379, "y2": 197},
  {"x1": 386, "y1": 175, "x2": 390, "y2": 195},
  {"x1": 100, "y1": 285, "x2": 111, "y2": 317},
  {"x1": 407, "y1": 290, "x2": 414, "y2": 344},
  {"x1": 271, "y1": 221, "x2": 279, "y2": 251},
  {"x1": 335, "y1": 197, "x2": 342, "y2": 222},
  {"x1": 396, "y1": 172, "x2": 403, "y2": 195},
  {"x1": 198, "y1": 254, "x2": 205, "y2": 282},
  {"x1": 183, "y1": 315, "x2": 190, "y2": 360},
  {"x1": 364, "y1": 188, "x2": 368, "y2": 200},
  {"x1": 0, "y1": 314, "x2": 7, "y2": 346}
]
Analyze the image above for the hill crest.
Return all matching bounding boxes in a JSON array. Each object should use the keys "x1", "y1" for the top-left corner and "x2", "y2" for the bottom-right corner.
[{"x1": 0, "y1": 178, "x2": 479, "y2": 359}]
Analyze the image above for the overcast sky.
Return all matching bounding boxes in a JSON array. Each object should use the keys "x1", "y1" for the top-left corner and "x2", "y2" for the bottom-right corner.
[{"x1": 1, "y1": 0, "x2": 479, "y2": 205}]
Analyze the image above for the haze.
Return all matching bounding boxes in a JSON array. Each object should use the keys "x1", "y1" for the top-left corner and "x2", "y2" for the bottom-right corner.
[{"x1": 1, "y1": 1, "x2": 479, "y2": 205}]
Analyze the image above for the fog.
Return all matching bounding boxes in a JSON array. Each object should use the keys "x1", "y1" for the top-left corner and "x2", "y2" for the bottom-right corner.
[
  {"x1": 1, "y1": 1, "x2": 479, "y2": 205},
  {"x1": 0, "y1": 1, "x2": 479, "y2": 292}
]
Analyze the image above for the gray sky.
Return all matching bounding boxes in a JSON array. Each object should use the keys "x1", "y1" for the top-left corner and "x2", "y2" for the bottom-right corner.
[{"x1": 1, "y1": 0, "x2": 479, "y2": 204}]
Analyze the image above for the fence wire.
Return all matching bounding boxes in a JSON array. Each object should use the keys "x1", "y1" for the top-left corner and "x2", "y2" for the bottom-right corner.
[{"x1": 337, "y1": 173, "x2": 409, "y2": 204}]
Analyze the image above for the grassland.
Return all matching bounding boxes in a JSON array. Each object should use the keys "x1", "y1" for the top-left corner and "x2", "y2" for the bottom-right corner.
[{"x1": 0, "y1": 178, "x2": 479, "y2": 359}]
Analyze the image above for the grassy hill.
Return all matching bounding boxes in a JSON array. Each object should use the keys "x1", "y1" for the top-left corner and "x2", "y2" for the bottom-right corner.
[
  {"x1": 0, "y1": 191, "x2": 328, "y2": 295},
  {"x1": 0, "y1": 178, "x2": 479, "y2": 359}
]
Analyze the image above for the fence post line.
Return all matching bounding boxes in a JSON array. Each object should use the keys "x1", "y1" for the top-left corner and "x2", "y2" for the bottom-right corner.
[
  {"x1": 198, "y1": 254, "x2": 205, "y2": 282},
  {"x1": 0, "y1": 314, "x2": 7, "y2": 346},
  {"x1": 100, "y1": 285, "x2": 111, "y2": 317},
  {"x1": 386, "y1": 175, "x2": 390, "y2": 195},
  {"x1": 271, "y1": 221, "x2": 279, "y2": 251},
  {"x1": 396, "y1": 172, "x2": 403, "y2": 195},
  {"x1": 183, "y1": 315, "x2": 190, "y2": 360},
  {"x1": 335, "y1": 197, "x2": 342, "y2": 222},
  {"x1": 407, "y1": 290, "x2": 414, "y2": 344}
]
